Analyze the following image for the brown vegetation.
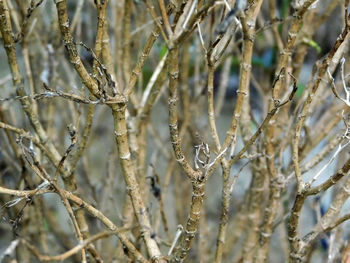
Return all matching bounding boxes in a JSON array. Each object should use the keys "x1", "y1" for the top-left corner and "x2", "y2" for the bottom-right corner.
[{"x1": 1, "y1": 0, "x2": 350, "y2": 262}]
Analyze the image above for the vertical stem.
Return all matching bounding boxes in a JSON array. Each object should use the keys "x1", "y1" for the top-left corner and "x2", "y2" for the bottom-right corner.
[
  {"x1": 112, "y1": 105, "x2": 162, "y2": 260},
  {"x1": 230, "y1": 1, "x2": 263, "y2": 261},
  {"x1": 122, "y1": 0, "x2": 132, "y2": 85},
  {"x1": 214, "y1": 161, "x2": 230, "y2": 263},
  {"x1": 172, "y1": 182, "x2": 205, "y2": 262},
  {"x1": 207, "y1": 64, "x2": 221, "y2": 150},
  {"x1": 288, "y1": 194, "x2": 306, "y2": 261},
  {"x1": 114, "y1": 0, "x2": 125, "y2": 88},
  {"x1": 168, "y1": 47, "x2": 201, "y2": 180}
]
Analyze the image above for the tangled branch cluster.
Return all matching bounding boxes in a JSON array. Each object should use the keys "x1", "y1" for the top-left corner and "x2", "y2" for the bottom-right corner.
[{"x1": 1, "y1": 0, "x2": 350, "y2": 262}]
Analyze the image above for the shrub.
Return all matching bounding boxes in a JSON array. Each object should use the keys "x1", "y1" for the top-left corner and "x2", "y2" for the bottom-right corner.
[{"x1": 0, "y1": 0, "x2": 350, "y2": 262}]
